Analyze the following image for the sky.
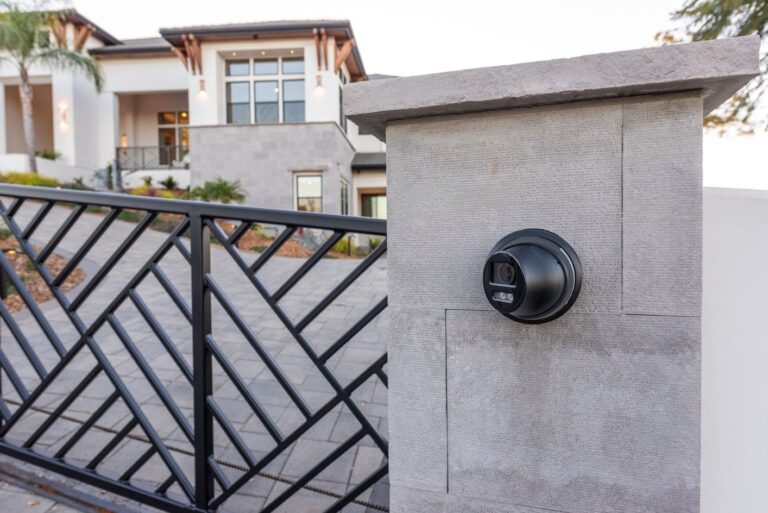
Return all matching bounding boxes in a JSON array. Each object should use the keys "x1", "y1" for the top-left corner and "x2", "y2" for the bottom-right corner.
[{"x1": 70, "y1": 0, "x2": 767, "y2": 190}]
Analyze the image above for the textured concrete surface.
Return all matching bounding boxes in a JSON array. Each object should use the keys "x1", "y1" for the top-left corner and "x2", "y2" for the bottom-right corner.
[
  {"x1": 0, "y1": 204, "x2": 388, "y2": 513},
  {"x1": 370, "y1": 89, "x2": 704, "y2": 512},
  {"x1": 189, "y1": 122, "x2": 355, "y2": 214},
  {"x1": 344, "y1": 36, "x2": 759, "y2": 140}
]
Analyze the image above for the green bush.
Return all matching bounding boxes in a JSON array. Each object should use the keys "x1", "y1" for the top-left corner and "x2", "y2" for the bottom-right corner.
[
  {"x1": 0, "y1": 172, "x2": 59, "y2": 187},
  {"x1": 60, "y1": 177, "x2": 92, "y2": 191},
  {"x1": 159, "y1": 175, "x2": 179, "y2": 190},
  {"x1": 142, "y1": 175, "x2": 153, "y2": 187},
  {"x1": 333, "y1": 236, "x2": 354, "y2": 255},
  {"x1": 368, "y1": 236, "x2": 383, "y2": 251},
  {"x1": 190, "y1": 178, "x2": 246, "y2": 204},
  {"x1": 36, "y1": 149, "x2": 60, "y2": 161}
]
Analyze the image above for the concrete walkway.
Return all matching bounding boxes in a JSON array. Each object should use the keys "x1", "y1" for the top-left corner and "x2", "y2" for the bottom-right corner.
[{"x1": 0, "y1": 202, "x2": 388, "y2": 513}]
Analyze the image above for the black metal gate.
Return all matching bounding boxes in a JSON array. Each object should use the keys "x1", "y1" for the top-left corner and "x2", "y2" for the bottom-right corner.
[{"x1": 0, "y1": 184, "x2": 388, "y2": 512}]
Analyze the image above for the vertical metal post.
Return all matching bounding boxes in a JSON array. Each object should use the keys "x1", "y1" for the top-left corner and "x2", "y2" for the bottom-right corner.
[{"x1": 190, "y1": 213, "x2": 213, "y2": 509}]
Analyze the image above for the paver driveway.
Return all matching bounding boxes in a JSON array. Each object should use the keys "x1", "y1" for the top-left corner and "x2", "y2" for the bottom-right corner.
[{"x1": 0, "y1": 202, "x2": 389, "y2": 513}]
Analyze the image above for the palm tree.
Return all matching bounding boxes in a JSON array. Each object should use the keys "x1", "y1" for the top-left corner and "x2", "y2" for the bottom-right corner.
[{"x1": 0, "y1": 3, "x2": 103, "y2": 173}]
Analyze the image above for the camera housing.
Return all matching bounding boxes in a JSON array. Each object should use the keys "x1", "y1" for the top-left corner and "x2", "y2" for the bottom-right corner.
[{"x1": 483, "y1": 229, "x2": 582, "y2": 324}]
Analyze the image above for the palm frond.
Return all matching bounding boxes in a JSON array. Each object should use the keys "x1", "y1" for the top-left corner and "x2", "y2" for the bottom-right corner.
[{"x1": 32, "y1": 47, "x2": 103, "y2": 91}]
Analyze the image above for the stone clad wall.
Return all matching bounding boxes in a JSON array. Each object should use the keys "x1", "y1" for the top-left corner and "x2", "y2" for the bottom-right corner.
[
  {"x1": 189, "y1": 122, "x2": 354, "y2": 212},
  {"x1": 386, "y1": 93, "x2": 703, "y2": 513}
]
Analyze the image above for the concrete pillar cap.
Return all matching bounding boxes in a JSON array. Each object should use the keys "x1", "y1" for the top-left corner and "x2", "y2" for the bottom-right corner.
[{"x1": 343, "y1": 36, "x2": 760, "y2": 140}]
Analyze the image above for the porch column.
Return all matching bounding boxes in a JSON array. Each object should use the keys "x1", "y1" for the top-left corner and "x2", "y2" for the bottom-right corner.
[
  {"x1": 0, "y1": 83, "x2": 6, "y2": 154},
  {"x1": 344, "y1": 36, "x2": 759, "y2": 513},
  {"x1": 96, "y1": 92, "x2": 119, "y2": 170}
]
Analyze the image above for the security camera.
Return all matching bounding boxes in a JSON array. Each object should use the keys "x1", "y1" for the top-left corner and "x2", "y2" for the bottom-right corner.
[{"x1": 483, "y1": 229, "x2": 582, "y2": 324}]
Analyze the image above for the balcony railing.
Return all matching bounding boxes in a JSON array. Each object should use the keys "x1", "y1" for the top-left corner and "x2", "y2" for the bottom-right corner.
[{"x1": 116, "y1": 145, "x2": 189, "y2": 171}]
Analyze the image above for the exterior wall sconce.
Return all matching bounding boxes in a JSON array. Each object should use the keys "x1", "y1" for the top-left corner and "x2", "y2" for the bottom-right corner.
[
  {"x1": 58, "y1": 103, "x2": 69, "y2": 129},
  {"x1": 483, "y1": 229, "x2": 582, "y2": 323},
  {"x1": 314, "y1": 74, "x2": 324, "y2": 94},
  {"x1": 197, "y1": 79, "x2": 207, "y2": 99}
]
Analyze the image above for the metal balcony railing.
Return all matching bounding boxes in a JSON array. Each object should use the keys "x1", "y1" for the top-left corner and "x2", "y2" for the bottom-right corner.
[{"x1": 116, "y1": 145, "x2": 189, "y2": 171}]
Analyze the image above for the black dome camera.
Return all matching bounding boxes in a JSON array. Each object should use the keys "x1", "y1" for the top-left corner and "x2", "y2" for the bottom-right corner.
[{"x1": 483, "y1": 229, "x2": 582, "y2": 324}]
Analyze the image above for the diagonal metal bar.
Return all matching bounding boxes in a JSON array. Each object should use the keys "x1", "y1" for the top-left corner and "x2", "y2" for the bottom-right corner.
[
  {"x1": 35, "y1": 204, "x2": 85, "y2": 264},
  {"x1": 86, "y1": 417, "x2": 139, "y2": 470},
  {"x1": 172, "y1": 234, "x2": 192, "y2": 264},
  {"x1": 55, "y1": 390, "x2": 120, "y2": 459},
  {"x1": 20, "y1": 201, "x2": 53, "y2": 242},
  {"x1": 0, "y1": 251, "x2": 66, "y2": 357},
  {"x1": 226, "y1": 220, "x2": 251, "y2": 246},
  {"x1": 68, "y1": 211, "x2": 157, "y2": 311},
  {"x1": 0, "y1": 347, "x2": 30, "y2": 400},
  {"x1": 23, "y1": 365, "x2": 102, "y2": 448},
  {"x1": 271, "y1": 231, "x2": 344, "y2": 301},
  {"x1": 323, "y1": 464, "x2": 388, "y2": 513},
  {"x1": 0, "y1": 300, "x2": 48, "y2": 379},
  {"x1": 208, "y1": 458, "x2": 231, "y2": 491},
  {"x1": 206, "y1": 335, "x2": 282, "y2": 442},
  {"x1": 119, "y1": 446, "x2": 156, "y2": 482},
  {"x1": 129, "y1": 290, "x2": 192, "y2": 383},
  {"x1": 209, "y1": 354, "x2": 387, "y2": 508},
  {"x1": 205, "y1": 274, "x2": 312, "y2": 419},
  {"x1": 155, "y1": 475, "x2": 176, "y2": 495},
  {"x1": 5, "y1": 197, "x2": 23, "y2": 217},
  {"x1": 53, "y1": 208, "x2": 120, "y2": 287},
  {"x1": 107, "y1": 314, "x2": 194, "y2": 443},
  {"x1": 261, "y1": 429, "x2": 366, "y2": 513},
  {"x1": 207, "y1": 397, "x2": 258, "y2": 467},
  {"x1": 151, "y1": 263, "x2": 192, "y2": 323},
  {"x1": 249, "y1": 226, "x2": 296, "y2": 273},
  {"x1": 296, "y1": 240, "x2": 387, "y2": 332},
  {"x1": 319, "y1": 297, "x2": 388, "y2": 364}
]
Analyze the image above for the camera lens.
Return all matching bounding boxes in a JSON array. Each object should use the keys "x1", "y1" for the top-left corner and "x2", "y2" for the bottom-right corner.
[{"x1": 494, "y1": 262, "x2": 516, "y2": 285}]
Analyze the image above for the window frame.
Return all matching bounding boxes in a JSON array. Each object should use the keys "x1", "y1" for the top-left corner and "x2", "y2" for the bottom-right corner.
[
  {"x1": 223, "y1": 54, "x2": 305, "y2": 125},
  {"x1": 294, "y1": 172, "x2": 323, "y2": 213}
]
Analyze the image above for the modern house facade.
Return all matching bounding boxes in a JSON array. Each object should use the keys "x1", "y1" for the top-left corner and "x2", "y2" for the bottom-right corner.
[{"x1": 0, "y1": 10, "x2": 387, "y2": 219}]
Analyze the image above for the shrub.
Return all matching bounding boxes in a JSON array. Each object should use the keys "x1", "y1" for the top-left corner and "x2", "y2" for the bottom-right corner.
[
  {"x1": 0, "y1": 172, "x2": 58, "y2": 187},
  {"x1": 159, "y1": 175, "x2": 179, "y2": 190},
  {"x1": 190, "y1": 178, "x2": 246, "y2": 204},
  {"x1": 36, "y1": 149, "x2": 60, "y2": 161},
  {"x1": 60, "y1": 177, "x2": 92, "y2": 191},
  {"x1": 142, "y1": 175, "x2": 153, "y2": 187},
  {"x1": 368, "y1": 236, "x2": 383, "y2": 251},
  {"x1": 333, "y1": 236, "x2": 354, "y2": 255}
]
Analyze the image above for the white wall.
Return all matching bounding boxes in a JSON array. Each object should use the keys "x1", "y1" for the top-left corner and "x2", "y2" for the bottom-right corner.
[
  {"x1": 702, "y1": 187, "x2": 768, "y2": 513},
  {"x1": 118, "y1": 92, "x2": 188, "y2": 147},
  {"x1": 351, "y1": 169, "x2": 386, "y2": 217}
]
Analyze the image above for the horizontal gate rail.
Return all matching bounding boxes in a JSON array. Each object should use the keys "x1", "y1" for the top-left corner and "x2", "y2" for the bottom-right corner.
[{"x1": 0, "y1": 184, "x2": 388, "y2": 513}]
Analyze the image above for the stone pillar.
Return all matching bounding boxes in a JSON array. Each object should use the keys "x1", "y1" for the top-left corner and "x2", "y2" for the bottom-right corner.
[{"x1": 344, "y1": 37, "x2": 758, "y2": 513}]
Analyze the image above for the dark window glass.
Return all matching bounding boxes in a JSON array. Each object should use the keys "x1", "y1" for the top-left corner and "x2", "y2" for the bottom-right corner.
[
  {"x1": 227, "y1": 82, "x2": 250, "y2": 124},
  {"x1": 178, "y1": 111, "x2": 189, "y2": 125},
  {"x1": 255, "y1": 81, "x2": 279, "y2": 123},
  {"x1": 283, "y1": 79, "x2": 305, "y2": 122},
  {"x1": 297, "y1": 175, "x2": 322, "y2": 212},
  {"x1": 158, "y1": 112, "x2": 176, "y2": 124},
  {"x1": 282, "y1": 58, "x2": 304, "y2": 74},
  {"x1": 362, "y1": 194, "x2": 387, "y2": 219},
  {"x1": 226, "y1": 60, "x2": 250, "y2": 76},
  {"x1": 340, "y1": 180, "x2": 349, "y2": 215},
  {"x1": 254, "y1": 59, "x2": 278, "y2": 75}
]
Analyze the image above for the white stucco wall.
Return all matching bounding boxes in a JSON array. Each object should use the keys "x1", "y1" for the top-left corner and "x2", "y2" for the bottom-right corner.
[{"x1": 701, "y1": 186, "x2": 768, "y2": 513}]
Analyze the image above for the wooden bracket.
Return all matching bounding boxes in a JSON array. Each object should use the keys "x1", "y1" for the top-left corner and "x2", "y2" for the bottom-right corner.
[
  {"x1": 51, "y1": 18, "x2": 66, "y2": 49},
  {"x1": 313, "y1": 29, "x2": 322, "y2": 72},
  {"x1": 189, "y1": 34, "x2": 203, "y2": 75},
  {"x1": 334, "y1": 39, "x2": 355, "y2": 73},
  {"x1": 181, "y1": 34, "x2": 197, "y2": 75},
  {"x1": 320, "y1": 28, "x2": 328, "y2": 70},
  {"x1": 73, "y1": 24, "x2": 94, "y2": 53},
  {"x1": 171, "y1": 46, "x2": 189, "y2": 71}
]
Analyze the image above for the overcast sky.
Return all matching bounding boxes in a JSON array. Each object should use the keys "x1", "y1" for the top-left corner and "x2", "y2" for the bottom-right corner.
[{"x1": 71, "y1": 0, "x2": 767, "y2": 189}]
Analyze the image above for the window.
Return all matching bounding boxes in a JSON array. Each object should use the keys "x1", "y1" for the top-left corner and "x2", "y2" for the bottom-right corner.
[
  {"x1": 157, "y1": 111, "x2": 189, "y2": 166},
  {"x1": 361, "y1": 193, "x2": 387, "y2": 219},
  {"x1": 296, "y1": 174, "x2": 322, "y2": 213},
  {"x1": 224, "y1": 55, "x2": 305, "y2": 124},
  {"x1": 283, "y1": 80, "x2": 305, "y2": 122},
  {"x1": 338, "y1": 71, "x2": 347, "y2": 132},
  {"x1": 255, "y1": 81, "x2": 279, "y2": 123},
  {"x1": 283, "y1": 58, "x2": 304, "y2": 74},
  {"x1": 226, "y1": 60, "x2": 250, "y2": 76},
  {"x1": 227, "y1": 82, "x2": 250, "y2": 124},
  {"x1": 340, "y1": 180, "x2": 350, "y2": 215},
  {"x1": 254, "y1": 59, "x2": 278, "y2": 75}
]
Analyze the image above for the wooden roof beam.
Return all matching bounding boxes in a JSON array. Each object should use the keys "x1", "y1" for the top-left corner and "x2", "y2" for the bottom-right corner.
[{"x1": 334, "y1": 39, "x2": 355, "y2": 74}]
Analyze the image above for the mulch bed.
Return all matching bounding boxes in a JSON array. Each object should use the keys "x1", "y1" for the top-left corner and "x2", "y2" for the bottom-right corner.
[{"x1": 0, "y1": 237, "x2": 86, "y2": 313}]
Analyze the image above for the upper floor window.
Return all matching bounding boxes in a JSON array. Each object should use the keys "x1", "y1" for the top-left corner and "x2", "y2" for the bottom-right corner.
[{"x1": 225, "y1": 55, "x2": 305, "y2": 124}]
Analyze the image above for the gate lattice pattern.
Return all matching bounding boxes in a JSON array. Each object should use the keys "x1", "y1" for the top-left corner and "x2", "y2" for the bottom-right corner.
[{"x1": 0, "y1": 185, "x2": 388, "y2": 512}]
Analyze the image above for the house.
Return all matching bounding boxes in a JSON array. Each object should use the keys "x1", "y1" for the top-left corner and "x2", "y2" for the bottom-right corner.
[{"x1": 0, "y1": 10, "x2": 388, "y2": 220}]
